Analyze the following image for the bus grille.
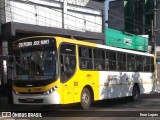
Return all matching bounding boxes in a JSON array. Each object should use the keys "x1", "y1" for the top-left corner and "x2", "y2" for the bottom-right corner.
[
  {"x1": 18, "y1": 99, "x2": 43, "y2": 103},
  {"x1": 18, "y1": 92, "x2": 44, "y2": 94}
]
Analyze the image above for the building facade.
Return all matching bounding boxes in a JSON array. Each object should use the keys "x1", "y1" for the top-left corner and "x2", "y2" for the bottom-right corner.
[{"x1": 108, "y1": 0, "x2": 125, "y2": 31}]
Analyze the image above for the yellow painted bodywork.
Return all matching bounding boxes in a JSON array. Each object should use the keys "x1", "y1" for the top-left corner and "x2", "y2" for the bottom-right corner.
[{"x1": 57, "y1": 37, "x2": 99, "y2": 104}]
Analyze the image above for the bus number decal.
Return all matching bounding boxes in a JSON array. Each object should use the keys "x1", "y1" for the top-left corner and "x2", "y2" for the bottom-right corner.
[
  {"x1": 33, "y1": 88, "x2": 42, "y2": 92},
  {"x1": 86, "y1": 74, "x2": 92, "y2": 78},
  {"x1": 74, "y1": 82, "x2": 78, "y2": 86}
]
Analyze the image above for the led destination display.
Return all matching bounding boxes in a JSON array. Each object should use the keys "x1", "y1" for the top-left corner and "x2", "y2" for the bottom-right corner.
[
  {"x1": 12, "y1": 38, "x2": 55, "y2": 50},
  {"x1": 18, "y1": 40, "x2": 49, "y2": 48}
]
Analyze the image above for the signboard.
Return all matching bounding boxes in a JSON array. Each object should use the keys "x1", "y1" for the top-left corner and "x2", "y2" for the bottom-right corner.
[
  {"x1": 105, "y1": 28, "x2": 148, "y2": 52},
  {"x1": 124, "y1": 37, "x2": 132, "y2": 46}
]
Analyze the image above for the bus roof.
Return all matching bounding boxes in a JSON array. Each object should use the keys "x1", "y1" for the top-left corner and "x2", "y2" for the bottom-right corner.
[
  {"x1": 57, "y1": 37, "x2": 154, "y2": 57},
  {"x1": 14, "y1": 36, "x2": 154, "y2": 57}
]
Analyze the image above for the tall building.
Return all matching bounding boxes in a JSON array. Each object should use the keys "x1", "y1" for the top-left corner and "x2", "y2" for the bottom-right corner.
[
  {"x1": 108, "y1": 0, "x2": 152, "y2": 35},
  {"x1": 0, "y1": 0, "x2": 105, "y2": 91},
  {"x1": 108, "y1": 0, "x2": 125, "y2": 31}
]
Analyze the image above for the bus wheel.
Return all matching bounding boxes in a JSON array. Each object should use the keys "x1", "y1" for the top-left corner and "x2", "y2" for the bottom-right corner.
[
  {"x1": 131, "y1": 85, "x2": 140, "y2": 101},
  {"x1": 81, "y1": 88, "x2": 91, "y2": 110}
]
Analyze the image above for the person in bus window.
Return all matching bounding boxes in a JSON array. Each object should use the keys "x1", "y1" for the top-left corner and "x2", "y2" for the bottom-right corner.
[
  {"x1": 81, "y1": 60, "x2": 87, "y2": 69},
  {"x1": 64, "y1": 56, "x2": 75, "y2": 78},
  {"x1": 97, "y1": 63, "x2": 102, "y2": 70}
]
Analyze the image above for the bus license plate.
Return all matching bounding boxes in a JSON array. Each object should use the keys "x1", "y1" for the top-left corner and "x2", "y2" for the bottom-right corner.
[{"x1": 26, "y1": 98, "x2": 34, "y2": 102}]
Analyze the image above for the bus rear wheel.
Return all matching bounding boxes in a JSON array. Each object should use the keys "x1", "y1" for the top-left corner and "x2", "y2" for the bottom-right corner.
[{"x1": 81, "y1": 88, "x2": 91, "y2": 110}]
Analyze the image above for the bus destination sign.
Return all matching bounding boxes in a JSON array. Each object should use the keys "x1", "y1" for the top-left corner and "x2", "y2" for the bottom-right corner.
[
  {"x1": 12, "y1": 39, "x2": 53, "y2": 50},
  {"x1": 19, "y1": 40, "x2": 49, "y2": 48}
]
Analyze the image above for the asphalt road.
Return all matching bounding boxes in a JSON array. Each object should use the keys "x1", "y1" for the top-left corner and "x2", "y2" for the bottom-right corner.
[{"x1": 1, "y1": 93, "x2": 160, "y2": 120}]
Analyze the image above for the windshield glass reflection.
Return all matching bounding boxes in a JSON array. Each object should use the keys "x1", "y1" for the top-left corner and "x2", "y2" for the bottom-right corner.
[{"x1": 15, "y1": 50, "x2": 57, "y2": 81}]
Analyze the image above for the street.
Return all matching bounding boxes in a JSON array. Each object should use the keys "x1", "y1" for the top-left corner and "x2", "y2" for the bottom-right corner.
[{"x1": 1, "y1": 93, "x2": 160, "y2": 120}]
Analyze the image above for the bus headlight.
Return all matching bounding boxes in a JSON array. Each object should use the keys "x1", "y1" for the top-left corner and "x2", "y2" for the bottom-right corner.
[
  {"x1": 13, "y1": 90, "x2": 20, "y2": 95},
  {"x1": 43, "y1": 86, "x2": 58, "y2": 95}
]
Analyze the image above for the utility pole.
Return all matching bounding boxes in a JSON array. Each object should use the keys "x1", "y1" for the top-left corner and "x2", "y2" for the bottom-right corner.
[{"x1": 153, "y1": 0, "x2": 157, "y2": 84}]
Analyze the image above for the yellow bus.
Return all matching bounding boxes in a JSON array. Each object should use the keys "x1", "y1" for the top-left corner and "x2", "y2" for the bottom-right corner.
[{"x1": 11, "y1": 36, "x2": 155, "y2": 109}]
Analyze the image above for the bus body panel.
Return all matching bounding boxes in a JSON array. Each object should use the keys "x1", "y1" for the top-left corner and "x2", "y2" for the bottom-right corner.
[{"x1": 99, "y1": 71, "x2": 154, "y2": 100}]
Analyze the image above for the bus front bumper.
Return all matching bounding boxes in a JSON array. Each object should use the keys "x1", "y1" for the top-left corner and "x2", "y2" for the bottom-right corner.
[{"x1": 12, "y1": 91, "x2": 60, "y2": 105}]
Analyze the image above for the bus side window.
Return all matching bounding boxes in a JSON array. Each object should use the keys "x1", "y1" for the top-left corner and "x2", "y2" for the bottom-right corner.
[
  {"x1": 143, "y1": 57, "x2": 150, "y2": 72},
  {"x1": 127, "y1": 54, "x2": 135, "y2": 71},
  {"x1": 79, "y1": 46, "x2": 93, "y2": 70},
  {"x1": 93, "y1": 49, "x2": 105, "y2": 70},
  {"x1": 60, "y1": 55, "x2": 64, "y2": 74},
  {"x1": 108, "y1": 51, "x2": 116, "y2": 71},
  {"x1": 136, "y1": 55, "x2": 143, "y2": 71},
  {"x1": 117, "y1": 52, "x2": 126, "y2": 71},
  {"x1": 105, "y1": 51, "x2": 109, "y2": 70},
  {"x1": 60, "y1": 44, "x2": 76, "y2": 83},
  {"x1": 151, "y1": 57, "x2": 154, "y2": 72}
]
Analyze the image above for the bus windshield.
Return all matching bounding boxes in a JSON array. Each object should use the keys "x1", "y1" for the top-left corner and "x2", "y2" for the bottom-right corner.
[{"x1": 14, "y1": 50, "x2": 58, "y2": 81}]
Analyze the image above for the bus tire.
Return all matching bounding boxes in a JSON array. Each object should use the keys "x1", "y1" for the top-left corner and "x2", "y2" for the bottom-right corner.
[
  {"x1": 80, "y1": 88, "x2": 91, "y2": 110},
  {"x1": 131, "y1": 85, "x2": 140, "y2": 102}
]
